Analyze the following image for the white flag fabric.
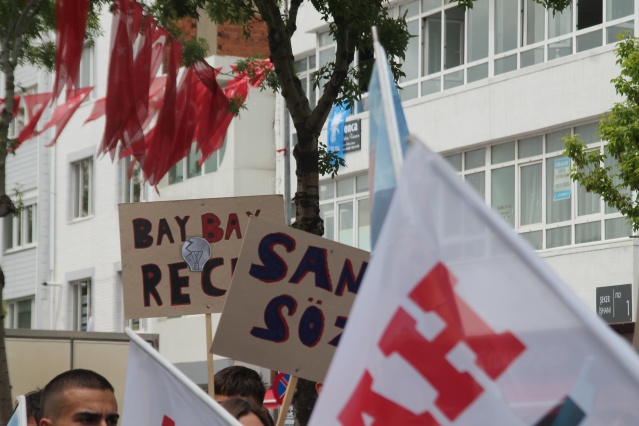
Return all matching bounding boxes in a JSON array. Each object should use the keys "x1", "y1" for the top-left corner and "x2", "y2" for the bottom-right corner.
[
  {"x1": 122, "y1": 328, "x2": 241, "y2": 426},
  {"x1": 6, "y1": 395, "x2": 26, "y2": 426},
  {"x1": 311, "y1": 140, "x2": 639, "y2": 425}
]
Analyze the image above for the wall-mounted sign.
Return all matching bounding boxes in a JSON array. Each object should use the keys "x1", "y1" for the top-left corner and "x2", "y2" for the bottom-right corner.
[
  {"x1": 343, "y1": 119, "x2": 361, "y2": 153},
  {"x1": 596, "y1": 284, "x2": 632, "y2": 323},
  {"x1": 553, "y1": 157, "x2": 571, "y2": 201}
]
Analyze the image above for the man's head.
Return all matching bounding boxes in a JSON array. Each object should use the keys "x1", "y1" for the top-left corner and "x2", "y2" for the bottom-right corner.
[
  {"x1": 214, "y1": 366, "x2": 266, "y2": 406},
  {"x1": 25, "y1": 389, "x2": 42, "y2": 426},
  {"x1": 39, "y1": 369, "x2": 118, "y2": 426}
]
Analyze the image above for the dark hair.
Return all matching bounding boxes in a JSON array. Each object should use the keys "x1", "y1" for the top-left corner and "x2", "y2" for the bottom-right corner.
[
  {"x1": 292, "y1": 379, "x2": 318, "y2": 426},
  {"x1": 24, "y1": 389, "x2": 42, "y2": 423},
  {"x1": 41, "y1": 369, "x2": 114, "y2": 419},
  {"x1": 214, "y1": 366, "x2": 266, "y2": 405},
  {"x1": 220, "y1": 398, "x2": 271, "y2": 426}
]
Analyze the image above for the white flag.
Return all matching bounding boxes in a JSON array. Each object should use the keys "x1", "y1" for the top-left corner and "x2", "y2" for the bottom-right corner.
[
  {"x1": 6, "y1": 395, "x2": 26, "y2": 426},
  {"x1": 122, "y1": 328, "x2": 241, "y2": 426},
  {"x1": 311, "y1": 140, "x2": 639, "y2": 425}
]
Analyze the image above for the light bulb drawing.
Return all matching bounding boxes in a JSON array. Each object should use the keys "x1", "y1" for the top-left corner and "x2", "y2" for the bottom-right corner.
[{"x1": 181, "y1": 237, "x2": 211, "y2": 272}]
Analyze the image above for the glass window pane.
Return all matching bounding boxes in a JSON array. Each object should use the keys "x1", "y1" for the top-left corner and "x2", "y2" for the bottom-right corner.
[
  {"x1": 422, "y1": 77, "x2": 441, "y2": 95},
  {"x1": 320, "y1": 204, "x2": 335, "y2": 240},
  {"x1": 25, "y1": 206, "x2": 34, "y2": 244},
  {"x1": 520, "y1": 230, "x2": 543, "y2": 250},
  {"x1": 422, "y1": 0, "x2": 441, "y2": 13},
  {"x1": 319, "y1": 183, "x2": 334, "y2": 201},
  {"x1": 491, "y1": 166, "x2": 515, "y2": 227},
  {"x1": 338, "y1": 202, "x2": 354, "y2": 246},
  {"x1": 465, "y1": 148, "x2": 485, "y2": 169},
  {"x1": 495, "y1": 0, "x2": 518, "y2": 53},
  {"x1": 520, "y1": 164, "x2": 542, "y2": 226},
  {"x1": 491, "y1": 141, "x2": 515, "y2": 164},
  {"x1": 546, "y1": 128, "x2": 571, "y2": 153},
  {"x1": 400, "y1": 1, "x2": 419, "y2": 18},
  {"x1": 424, "y1": 14, "x2": 442, "y2": 75},
  {"x1": 467, "y1": 63, "x2": 488, "y2": 83},
  {"x1": 549, "y1": 39, "x2": 573, "y2": 59},
  {"x1": 81, "y1": 160, "x2": 90, "y2": 217},
  {"x1": 169, "y1": 160, "x2": 184, "y2": 184},
  {"x1": 4, "y1": 216, "x2": 13, "y2": 250},
  {"x1": 577, "y1": 0, "x2": 602, "y2": 30},
  {"x1": 443, "y1": 70, "x2": 464, "y2": 90},
  {"x1": 337, "y1": 178, "x2": 355, "y2": 197},
  {"x1": 356, "y1": 175, "x2": 368, "y2": 193},
  {"x1": 578, "y1": 181, "x2": 601, "y2": 216},
  {"x1": 187, "y1": 144, "x2": 201, "y2": 178},
  {"x1": 546, "y1": 157, "x2": 572, "y2": 223},
  {"x1": 465, "y1": 172, "x2": 485, "y2": 199},
  {"x1": 401, "y1": 20, "x2": 420, "y2": 82},
  {"x1": 576, "y1": 222, "x2": 601, "y2": 243},
  {"x1": 358, "y1": 198, "x2": 370, "y2": 251},
  {"x1": 577, "y1": 30, "x2": 603, "y2": 52},
  {"x1": 605, "y1": 217, "x2": 631, "y2": 239},
  {"x1": 549, "y1": 6, "x2": 573, "y2": 38},
  {"x1": 308, "y1": 55, "x2": 316, "y2": 69},
  {"x1": 445, "y1": 153, "x2": 462, "y2": 171},
  {"x1": 399, "y1": 84, "x2": 419, "y2": 101},
  {"x1": 607, "y1": 22, "x2": 634, "y2": 43},
  {"x1": 521, "y1": 47, "x2": 545, "y2": 68},
  {"x1": 495, "y1": 54, "x2": 517, "y2": 75},
  {"x1": 607, "y1": 0, "x2": 634, "y2": 20},
  {"x1": 603, "y1": 146, "x2": 630, "y2": 214},
  {"x1": 319, "y1": 31, "x2": 333, "y2": 47},
  {"x1": 17, "y1": 300, "x2": 31, "y2": 329},
  {"x1": 445, "y1": 7, "x2": 465, "y2": 69},
  {"x1": 575, "y1": 122, "x2": 599, "y2": 144},
  {"x1": 295, "y1": 58, "x2": 307, "y2": 72},
  {"x1": 204, "y1": 152, "x2": 219, "y2": 174},
  {"x1": 519, "y1": 135, "x2": 543, "y2": 158},
  {"x1": 547, "y1": 226, "x2": 571, "y2": 248},
  {"x1": 468, "y1": 0, "x2": 489, "y2": 61},
  {"x1": 526, "y1": 0, "x2": 545, "y2": 44}
]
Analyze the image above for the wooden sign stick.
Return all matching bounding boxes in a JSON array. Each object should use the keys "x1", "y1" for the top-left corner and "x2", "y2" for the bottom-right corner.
[
  {"x1": 276, "y1": 375, "x2": 298, "y2": 426},
  {"x1": 206, "y1": 313, "x2": 215, "y2": 397}
]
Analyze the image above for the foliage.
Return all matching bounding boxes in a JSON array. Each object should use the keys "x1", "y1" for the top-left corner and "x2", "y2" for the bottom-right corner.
[
  {"x1": 563, "y1": 35, "x2": 639, "y2": 230},
  {"x1": 453, "y1": 0, "x2": 571, "y2": 11},
  {"x1": 318, "y1": 142, "x2": 346, "y2": 178}
]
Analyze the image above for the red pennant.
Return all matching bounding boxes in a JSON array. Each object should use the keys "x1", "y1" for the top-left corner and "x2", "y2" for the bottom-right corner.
[
  {"x1": 14, "y1": 93, "x2": 53, "y2": 148},
  {"x1": 38, "y1": 87, "x2": 93, "y2": 146},
  {"x1": 53, "y1": 0, "x2": 90, "y2": 100}
]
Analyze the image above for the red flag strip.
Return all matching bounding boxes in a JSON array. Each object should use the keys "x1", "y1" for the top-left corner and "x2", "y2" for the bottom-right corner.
[
  {"x1": 14, "y1": 93, "x2": 53, "y2": 149},
  {"x1": 193, "y1": 60, "x2": 233, "y2": 166},
  {"x1": 38, "y1": 87, "x2": 93, "y2": 147},
  {"x1": 100, "y1": 0, "x2": 140, "y2": 159},
  {"x1": 52, "y1": 0, "x2": 90, "y2": 100}
]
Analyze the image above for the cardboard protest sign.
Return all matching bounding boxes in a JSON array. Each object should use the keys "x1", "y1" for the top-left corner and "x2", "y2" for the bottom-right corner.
[
  {"x1": 118, "y1": 195, "x2": 284, "y2": 319},
  {"x1": 212, "y1": 217, "x2": 369, "y2": 383}
]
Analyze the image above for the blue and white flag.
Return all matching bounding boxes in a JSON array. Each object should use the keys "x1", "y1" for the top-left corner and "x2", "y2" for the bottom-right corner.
[
  {"x1": 327, "y1": 103, "x2": 352, "y2": 160},
  {"x1": 368, "y1": 34, "x2": 409, "y2": 250},
  {"x1": 7, "y1": 395, "x2": 26, "y2": 426},
  {"x1": 311, "y1": 138, "x2": 639, "y2": 425}
]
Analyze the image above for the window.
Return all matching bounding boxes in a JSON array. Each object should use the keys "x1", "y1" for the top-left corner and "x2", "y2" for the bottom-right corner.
[
  {"x1": 444, "y1": 121, "x2": 633, "y2": 250},
  {"x1": 168, "y1": 141, "x2": 227, "y2": 184},
  {"x1": 71, "y1": 279, "x2": 91, "y2": 331},
  {"x1": 319, "y1": 175, "x2": 370, "y2": 251},
  {"x1": 72, "y1": 158, "x2": 92, "y2": 218},
  {"x1": 5, "y1": 298, "x2": 32, "y2": 329},
  {"x1": 122, "y1": 157, "x2": 146, "y2": 203},
  {"x1": 295, "y1": 54, "x2": 318, "y2": 108},
  {"x1": 4, "y1": 203, "x2": 37, "y2": 251},
  {"x1": 79, "y1": 45, "x2": 94, "y2": 91}
]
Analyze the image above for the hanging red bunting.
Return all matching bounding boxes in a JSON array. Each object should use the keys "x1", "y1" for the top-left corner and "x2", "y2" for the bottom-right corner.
[
  {"x1": 14, "y1": 93, "x2": 54, "y2": 149},
  {"x1": 39, "y1": 88, "x2": 93, "y2": 147},
  {"x1": 52, "y1": 0, "x2": 90, "y2": 100}
]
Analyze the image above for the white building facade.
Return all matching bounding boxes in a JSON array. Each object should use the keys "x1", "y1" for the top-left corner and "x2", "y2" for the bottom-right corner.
[{"x1": 280, "y1": 0, "x2": 639, "y2": 333}]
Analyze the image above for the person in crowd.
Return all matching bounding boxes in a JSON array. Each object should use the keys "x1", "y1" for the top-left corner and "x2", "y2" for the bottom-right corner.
[
  {"x1": 38, "y1": 369, "x2": 118, "y2": 426},
  {"x1": 221, "y1": 397, "x2": 272, "y2": 426},
  {"x1": 214, "y1": 366, "x2": 274, "y2": 425},
  {"x1": 25, "y1": 389, "x2": 42, "y2": 426},
  {"x1": 291, "y1": 379, "x2": 318, "y2": 426},
  {"x1": 214, "y1": 366, "x2": 266, "y2": 406}
]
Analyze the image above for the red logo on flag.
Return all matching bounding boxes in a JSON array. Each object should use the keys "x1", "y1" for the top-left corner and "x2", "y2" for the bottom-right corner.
[
  {"x1": 339, "y1": 262, "x2": 526, "y2": 425},
  {"x1": 162, "y1": 415, "x2": 175, "y2": 426}
]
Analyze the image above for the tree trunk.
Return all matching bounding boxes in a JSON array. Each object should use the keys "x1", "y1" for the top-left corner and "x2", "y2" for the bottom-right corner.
[
  {"x1": 293, "y1": 134, "x2": 322, "y2": 236},
  {"x1": 0, "y1": 267, "x2": 11, "y2": 423}
]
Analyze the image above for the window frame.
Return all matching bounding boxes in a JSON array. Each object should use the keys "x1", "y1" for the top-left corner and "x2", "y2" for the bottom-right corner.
[
  {"x1": 71, "y1": 157, "x2": 93, "y2": 220},
  {"x1": 4, "y1": 202, "x2": 37, "y2": 252},
  {"x1": 5, "y1": 298, "x2": 33, "y2": 329},
  {"x1": 71, "y1": 279, "x2": 91, "y2": 331}
]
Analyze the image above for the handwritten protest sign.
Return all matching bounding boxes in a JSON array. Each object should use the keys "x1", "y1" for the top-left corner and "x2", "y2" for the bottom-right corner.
[
  {"x1": 118, "y1": 196, "x2": 284, "y2": 319},
  {"x1": 212, "y1": 217, "x2": 369, "y2": 383}
]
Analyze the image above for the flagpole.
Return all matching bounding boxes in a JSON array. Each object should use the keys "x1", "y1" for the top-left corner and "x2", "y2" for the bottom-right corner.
[
  {"x1": 206, "y1": 313, "x2": 215, "y2": 398},
  {"x1": 124, "y1": 327, "x2": 241, "y2": 425},
  {"x1": 371, "y1": 26, "x2": 403, "y2": 181}
]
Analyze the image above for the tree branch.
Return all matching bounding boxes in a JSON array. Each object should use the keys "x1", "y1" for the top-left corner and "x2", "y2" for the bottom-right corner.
[{"x1": 286, "y1": 0, "x2": 302, "y2": 37}]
